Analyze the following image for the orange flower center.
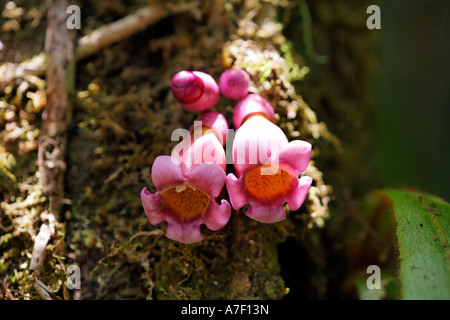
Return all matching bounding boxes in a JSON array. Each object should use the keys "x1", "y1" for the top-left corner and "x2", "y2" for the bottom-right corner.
[
  {"x1": 190, "y1": 125, "x2": 221, "y2": 142},
  {"x1": 244, "y1": 165, "x2": 293, "y2": 202},
  {"x1": 161, "y1": 184, "x2": 210, "y2": 220},
  {"x1": 241, "y1": 113, "x2": 273, "y2": 125}
]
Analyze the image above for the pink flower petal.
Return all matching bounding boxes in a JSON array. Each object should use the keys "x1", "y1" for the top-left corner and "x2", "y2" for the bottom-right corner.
[
  {"x1": 151, "y1": 156, "x2": 185, "y2": 190},
  {"x1": 197, "y1": 111, "x2": 229, "y2": 146},
  {"x1": 232, "y1": 94, "x2": 275, "y2": 129},
  {"x1": 203, "y1": 200, "x2": 231, "y2": 231},
  {"x1": 232, "y1": 131, "x2": 273, "y2": 177},
  {"x1": 225, "y1": 173, "x2": 250, "y2": 210},
  {"x1": 232, "y1": 116, "x2": 288, "y2": 176},
  {"x1": 285, "y1": 176, "x2": 313, "y2": 211},
  {"x1": 165, "y1": 220, "x2": 204, "y2": 243},
  {"x1": 245, "y1": 204, "x2": 287, "y2": 223},
  {"x1": 278, "y1": 140, "x2": 312, "y2": 174},
  {"x1": 178, "y1": 134, "x2": 227, "y2": 174},
  {"x1": 186, "y1": 163, "x2": 226, "y2": 198},
  {"x1": 140, "y1": 187, "x2": 166, "y2": 225}
]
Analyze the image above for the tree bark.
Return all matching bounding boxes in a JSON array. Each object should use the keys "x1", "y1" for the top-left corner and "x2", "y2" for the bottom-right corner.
[{"x1": 38, "y1": 0, "x2": 76, "y2": 215}]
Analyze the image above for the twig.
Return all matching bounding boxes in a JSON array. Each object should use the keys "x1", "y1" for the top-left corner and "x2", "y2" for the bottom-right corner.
[
  {"x1": 30, "y1": 212, "x2": 55, "y2": 300},
  {"x1": 0, "y1": 3, "x2": 179, "y2": 90},
  {"x1": 33, "y1": 278, "x2": 54, "y2": 300},
  {"x1": 29, "y1": 214, "x2": 55, "y2": 275},
  {"x1": 31, "y1": 0, "x2": 75, "y2": 299},
  {"x1": 76, "y1": 4, "x2": 167, "y2": 60},
  {"x1": 127, "y1": 230, "x2": 164, "y2": 243},
  {"x1": 37, "y1": 0, "x2": 76, "y2": 215}
]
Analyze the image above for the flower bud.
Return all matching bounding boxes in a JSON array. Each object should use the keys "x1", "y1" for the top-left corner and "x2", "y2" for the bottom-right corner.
[
  {"x1": 171, "y1": 71, "x2": 220, "y2": 112},
  {"x1": 219, "y1": 68, "x2": 250, "y2": 100}
]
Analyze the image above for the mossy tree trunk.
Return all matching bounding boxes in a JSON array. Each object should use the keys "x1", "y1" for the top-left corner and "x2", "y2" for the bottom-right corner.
[{"x1": 0, "y1": 0, "x2": 378, "y2": 300}]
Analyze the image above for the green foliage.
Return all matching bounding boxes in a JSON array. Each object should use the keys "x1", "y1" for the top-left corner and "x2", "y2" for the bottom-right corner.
[
  {"x1": 381, "y1": 189, "x2": 450, "y2": 300},
  {"x1": 0, "y1": 145, "x2": 16, "y2": 182}
]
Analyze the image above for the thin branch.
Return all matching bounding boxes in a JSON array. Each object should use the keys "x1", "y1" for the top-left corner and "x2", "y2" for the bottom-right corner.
[
  {"x1": 0, "y1": 3, "x2": 184, "y2": 90},
  {"x1": 29, "y1": 215, "x2": 55, "y2": 275},
  {"x1": 76, "y1": 4, "x2": 167, "y2": 60},
  {"x1": 30, "y1": 212, "x2": 55, "y2": 300},
  {"x1": 37, "y1": 0, "x2": 76, "y2": 215},
  {"x1": 33, "y1": 278, "x2": 55, "y2": 300}
]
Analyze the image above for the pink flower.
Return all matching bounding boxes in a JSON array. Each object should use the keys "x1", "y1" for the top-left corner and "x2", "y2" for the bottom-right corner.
[
  {"x1": 170, "y1": 71, "x2": 220, "y2": 112},
  {"x1": 219, "y1": 68, "x2": 250, "y2": 100},
  {"x1": 226, "y1": 95, "x2": 313, "y2": 223},
  {"x1": 141, "y1": 112, "x2": 231, "y2": 243},
  {"x1": 175, "y1": 111, "x2": 228, "y2": 172}
]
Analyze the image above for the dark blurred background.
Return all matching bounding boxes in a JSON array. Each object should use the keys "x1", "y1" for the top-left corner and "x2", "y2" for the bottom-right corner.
[{"x1": 376, "y1": 0, "x2": 450, "y2": 200}]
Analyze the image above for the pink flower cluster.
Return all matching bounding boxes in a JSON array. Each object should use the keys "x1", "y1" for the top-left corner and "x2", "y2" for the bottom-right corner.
[{"x1": 141, "y1": 68, "x2": 312, "y2": 243}]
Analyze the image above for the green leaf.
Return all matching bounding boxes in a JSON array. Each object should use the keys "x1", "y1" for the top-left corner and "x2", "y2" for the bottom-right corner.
[{"x1": 381, "y1": 189, "x2": 450, "y2": 300}]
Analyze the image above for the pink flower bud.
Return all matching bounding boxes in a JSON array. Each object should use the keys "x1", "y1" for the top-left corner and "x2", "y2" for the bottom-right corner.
[
  {"x1": 171, "y1": 71, "x2": 220, "y2": 112},
  {"x1": 219, "y1": 68, "x2": 250, "y2": 100}
]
